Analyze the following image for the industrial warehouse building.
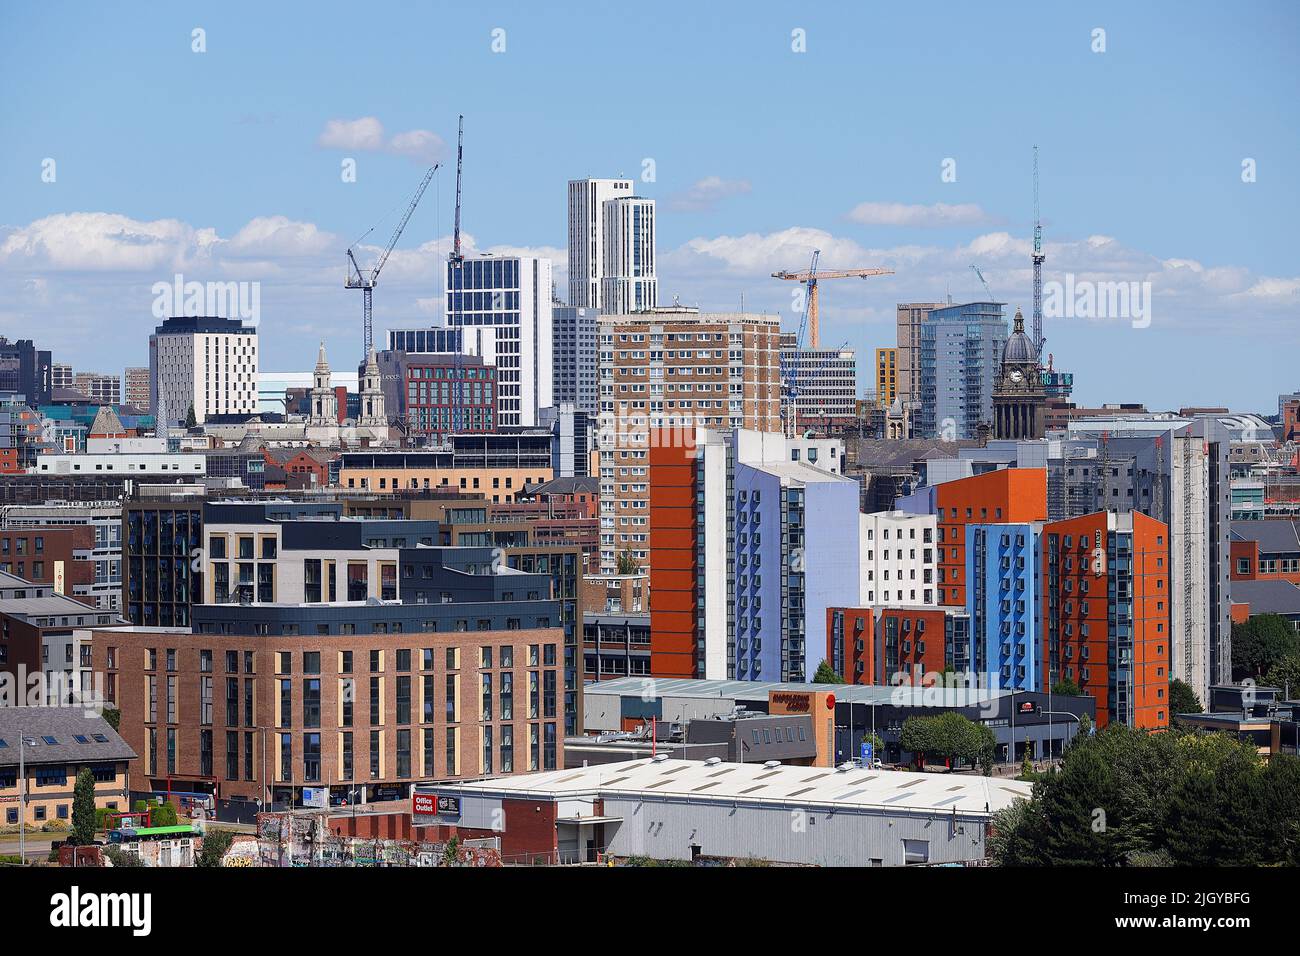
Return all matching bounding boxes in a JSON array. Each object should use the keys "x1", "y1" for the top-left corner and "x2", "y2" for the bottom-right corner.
[{"x1": 414, "y1": 755, "x2": 1032, "y2": 866}]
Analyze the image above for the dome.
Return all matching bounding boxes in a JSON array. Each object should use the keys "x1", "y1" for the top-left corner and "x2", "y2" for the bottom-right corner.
[{"x1": 1002, "y1": 307, "x2": 1038, "y2": 365}]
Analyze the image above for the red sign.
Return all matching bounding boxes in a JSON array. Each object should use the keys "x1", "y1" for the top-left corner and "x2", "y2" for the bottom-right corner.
[
  {"x1": 825, "y1": 694, "x2": 836, "y2": 708},
  {"x1": 412, "y1": 793, "x2": 436, "y2": 815},
  {"x1": 1019, "y1": 701, "x2": 1035, "y2": 714}
]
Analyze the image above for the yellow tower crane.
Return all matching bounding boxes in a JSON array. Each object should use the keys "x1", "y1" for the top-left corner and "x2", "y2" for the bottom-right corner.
[{"x1": 771, "y1": 260, "x2": 894, "y2": 348}]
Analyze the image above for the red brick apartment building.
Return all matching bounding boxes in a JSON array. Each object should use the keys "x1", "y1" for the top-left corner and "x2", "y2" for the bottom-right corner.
[
  {"x1": 92, "y1": 627, "x2": 564, "y2": 806},
  {"x1": 0, "y1": 526, "x2": 96, "y2": 599},
  {"x1": 826, "y1": 606, "x2": 959, "y2": 686},
  {"x1": 1229, "y1": 520, "x2": 1300, "y2": 585}
]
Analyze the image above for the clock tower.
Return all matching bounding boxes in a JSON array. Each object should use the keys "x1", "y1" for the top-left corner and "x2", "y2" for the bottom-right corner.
[{"x1": 992, "y1": 307, "x2": 1046, "y2": 440}]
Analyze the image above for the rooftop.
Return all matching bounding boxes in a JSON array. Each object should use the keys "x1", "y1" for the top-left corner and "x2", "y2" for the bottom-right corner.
[
  {"x1": 587, "y1": 676, "x2": 1010, "y2": 707},
  {"x1": 1230, "y1": 579, "x2": 1300, "y2": 615},
  {"x1": 430, "y1": 756, "x2": 1031, "y2": 816},
  {"x1": 0, "y1": 707, "x2": 136, "y2": 768}
]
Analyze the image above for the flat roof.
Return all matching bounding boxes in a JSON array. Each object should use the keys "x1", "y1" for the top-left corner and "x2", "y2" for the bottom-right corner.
[
  {"x1": 587, "y1": 676, "x2": 1011, "y2": 707},
  {"x1": 430, "y1": 757, "x2": 1030, "y2": 817}
]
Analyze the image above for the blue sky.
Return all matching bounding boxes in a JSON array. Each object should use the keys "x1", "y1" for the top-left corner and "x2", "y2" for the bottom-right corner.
[{"x1": 1, "y1": 0, "x2": 1297, "y2": 412}]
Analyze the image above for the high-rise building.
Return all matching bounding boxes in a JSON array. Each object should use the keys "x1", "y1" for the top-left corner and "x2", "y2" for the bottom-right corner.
[
  {"x1": 72, "y1": 372, "x2": 121, "y2": 406},
  {"x1": 552, "y1": 305, "x2": 599, "y2": 417},
  {"x1": 567, "y1": 177, "x2": 634, "y2": 309},
  {"x1": 386, "y1": 325, "x2": 498, "y2": 360},
  {"x1": 97, "y1": 506, "x2": 566, "y2": 803},
  {"x1": 600, "y1": 196, "x2": 657, "y2": 314},
  {"x1": 897, "y1": 467, "x2": 1049, "y2": 608},
  {"x1": 51, "y1": 363, "x2": 74, "y2": 391},
  {"x1": 894, "y1": 303, "x2": 944, "y2": 428},
  {"x1": 1042, "y1": 510, "x2": 1170, "y2": 729},
  {"x1": 875, "y1": 347, "x2": 898, "y2": 408},
  {"x1": 377, "y1": 351, "x2": 497, "y2": 442},
  {"x1": 967, "y1": 521, "x2": 1043, "y2": 692},
  {"x1": 917, "y1": 301, "x2": 1006, "y2": 440},
  {"x1": 446, "y1": 256, "x2": 552, "y2": 427},
  {"x1": 148, "y1": 316, "x2": 258, "y2": 425},
  {"x1": 0, "y1": 337, "x2": 52, "y2": 406},
  {"x1": 123, "y1": 367, "x2": 150, "y2": 410},
  {"x1": 858, "y1": 510, "x2": 938, "y2": 607},
  {"x1": 2, "y1": 500, "x2": 123, "y2": 611},
  {"x1": 649, "y1": 428, "x2": 858, "y2": 682},
  {"x1": 779, "y1": 335, "x2": 858, "y2": 431},
  {"x1": 598, "y1": 307, "x2": 782, "y2": 575}
]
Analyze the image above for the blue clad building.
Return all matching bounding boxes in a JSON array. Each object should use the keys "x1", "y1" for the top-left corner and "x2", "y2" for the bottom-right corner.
[
  {"x1": 918, "y1": 301, "x2": 1007, "y2": 440},
  {"x1": 965, "y1": 522, "x2": 1042, "y2": 691}
]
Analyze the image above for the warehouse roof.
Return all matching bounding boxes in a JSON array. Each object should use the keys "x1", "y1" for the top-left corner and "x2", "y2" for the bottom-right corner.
[
  {"x1": 588, "y1": 676, "x2": 1009, "y2": 707},
  {"x1": 431, "y1": 757, "x2": 1031, "y2": 816}
]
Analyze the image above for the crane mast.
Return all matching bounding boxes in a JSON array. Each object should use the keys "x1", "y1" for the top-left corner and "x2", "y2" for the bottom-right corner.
[
  {"x1": 346, "y1": 163, "x2": 438, "y2": 356},
  {"x1": 448, "y1": 115, "x2": 466, "y2": 439},
  {"x1": 1032, "y1": 145, "x2": 1045, "y2": 355}
]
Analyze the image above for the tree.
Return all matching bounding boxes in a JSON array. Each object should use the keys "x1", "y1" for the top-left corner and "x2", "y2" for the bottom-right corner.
[
  {"x1": 812, "y1": 659, "x2": 845, "y2": 684},
  {"x1": 1231, "y1": 614, "x2": 1299, "y2": 680},
  {"x1": 994, "y1": 724, "x2": 1300, "y2": 867},
  {"x1": 185, "y1": 403, "x2": 197, "y2": 429},
  {"x1": 1167, "y1": 678, "x2": 1202, "y2": 722},
  {"x1": 860, "y1": 732, "x2": 886, "y2": 763},
  {"x1": 1051, "y1": 678, "x2": 1082, "y2": 697},
  {"x1": 152, "y1": 802, "x2": 178, "y2": 827},
  {"x1": 899, "y1": 712, "x2": 993, "y2": 771},
  {"x1": 988, "y1": 798, "x2": 1036, "y2": 866},
  {"x1": 197, "y1": 828, "x2": 236, "y2": 867},
  {"x1": 615, "y1": 549, "x2": 640, "y2": 575},
  {"x1": 442, "y1": 836, "x2": 460, "y2": 867},
  {"x1": 104, "y1": 846, "x2": 143, "y2": 868},
  {"x1": 1265, "y1": 656, "x2": 1300, "y2": 698},
  {"x1": 71, "y1": 767, "x2": 97, "y2": 845},
  {"x1": 101, "y1": 708, "x2": 121, "y2": 732}
]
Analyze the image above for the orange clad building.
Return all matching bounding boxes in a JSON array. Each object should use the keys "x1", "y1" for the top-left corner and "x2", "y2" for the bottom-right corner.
[
  {"x1": 933, "y1": 469, "x2": 1048, "y2": 608},
  {"x1": 1041, "y1": 510, "x2": 1170, "y2": 729},
  {"x1": 647, "y1": 436, "x2": 700, "y2": 678},
  {"x1": 826, "y1": 606, "x2": 957, "y2": 686}
]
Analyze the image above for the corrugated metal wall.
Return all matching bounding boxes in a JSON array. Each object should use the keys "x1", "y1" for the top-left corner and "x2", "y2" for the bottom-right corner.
[{"x1": 602, "y1": 797, "x2": 987, "y2": 866}]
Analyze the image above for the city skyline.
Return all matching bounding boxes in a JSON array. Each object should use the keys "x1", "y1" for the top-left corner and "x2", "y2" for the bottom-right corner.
[{"x1": 2, "y1": 1, "x2": 1297, "y2": 413}]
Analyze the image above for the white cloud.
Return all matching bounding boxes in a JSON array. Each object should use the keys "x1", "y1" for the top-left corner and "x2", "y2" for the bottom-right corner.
[
  {"x1": 317, "y1": 117, "x2": 386, "y2": 152},
  {"x1": 386, "y1": 129, "x2": 446, "y2": 164},
  {"x1": 668, "y1": 176, "x2": 752, "y2": 212},
  {"x1": 0, "y1": 213, "x2": 200, "y2": 272},
  {"x1": 316, "y1": 117, "x2": 446, "y2": 164},
  {"x1": 3, "y1": 210, "x2": 1295, "y2": 398},
  {"x1": 846, "y1": 201, "x2": 993, "y2": 228}
]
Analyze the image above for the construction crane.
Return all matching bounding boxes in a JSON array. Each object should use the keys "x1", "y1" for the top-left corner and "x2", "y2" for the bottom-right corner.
[
  {"x1": 1032, "y1": 145, "x2": 1045, "y2": 355},
  {"x1": 346, "y1": 163, "x2": 439, "y2": 357},
  {"x1": 772, "y1": 256, "x2": 893, "y2": 349},
  {"x1": 970, "y1": 264, "x2": 996, "y2": 302},
  {"x1": 447, "y1": 115, "x2": 465, "y2": 440}
]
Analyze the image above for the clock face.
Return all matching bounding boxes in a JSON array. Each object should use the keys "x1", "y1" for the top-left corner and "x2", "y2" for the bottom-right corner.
[{"x1": 1009, "y1": 370, "x2": 1024, "y2": 383}]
